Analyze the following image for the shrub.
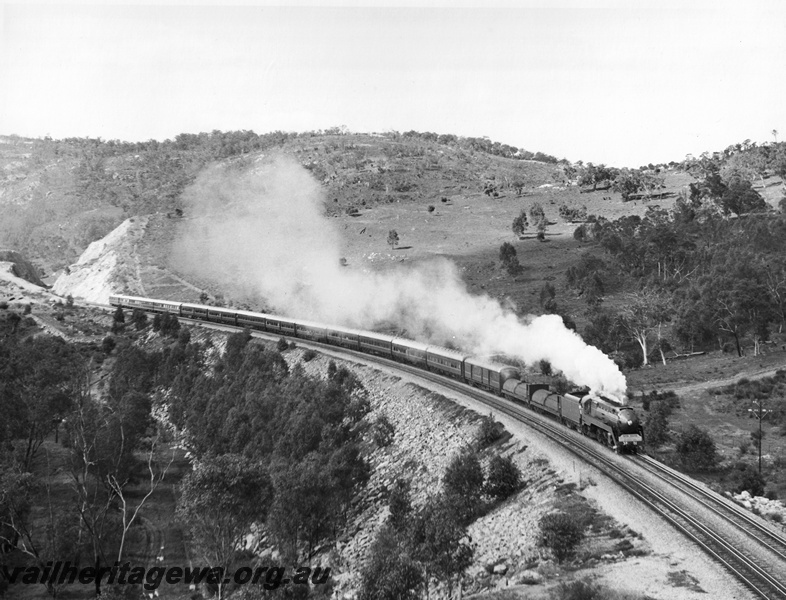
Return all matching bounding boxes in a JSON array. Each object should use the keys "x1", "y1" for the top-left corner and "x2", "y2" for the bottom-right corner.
[
  {"x1": 303, "y1": 348, "x2": 317, "y2": 362},
  {"x1": 728, "y1": 462, "x2": 766, "y2": 497},
  {"x1": 443, "y1": 450, "x2": 485, "y2": 525},
  {"x1": 549, "y1": 579, "x2": 602, "y2": 600},
  {"x1": 0, "y1": 301, "x2": 7, "y2": 310},
  {"x1": 101, "y1": 336, "x2": 116, "y2": 354},
  {"x1": 131, "y1": 308, "x2": 148, "y2": 331},
  {"x1": 676, "y1": 425, "x2": 718, "y2": 471},
  {"x1": 539, "y1": 512, "x2": 585, "y2": 563},
  {"x1": 372, "y1": 414, "x2": 395, "y2": 448},
  {"x1": 23, "y1": 303, "x2": 32, "y2": 315},
  {"x1": 512, "y1": 210, "x2": 528, "y2": 237},
  {"x1": 276, "y1": 337, "x2": 289, "y2": 352},
  {"x1": 539, "y1": 359, "x2": 552, "y2": 376},
  {"x1": 427, "y1": 205, "x2": 435, "y2": 213},
  {"x1": 485, "y1": 455, "x2": 522, "y2": 501},
  {"x1": 477, "y1": 413, "x2": 503, "y2": 448}
]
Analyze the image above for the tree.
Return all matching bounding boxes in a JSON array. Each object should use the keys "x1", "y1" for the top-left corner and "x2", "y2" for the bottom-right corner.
[
  {"x1": 676, "y1": 425, "x2": 717, "y2": 471},
  {"x1": 539, "y1": 512, "x2": 585, "y2": 563},
  {"x1": 565, "y1": 254, "x2": 607, "y2": 307},
  {"x1": 357, "y1": 526, "x2": 422, "y2": 600},
  {"x1": 719, "y1": 179, "x2": 767, "y2": 216},
  {"x1": 131, "y1": 308, "x2": 148, "y2": 330},
  {"x1": 484, "y1": 455, "x2": 522, "y2": 501},
  {"x1": 498, "y1": 242, "x2": 522, "y2": 276},
  {"x1": 409, "y1": 500, "x2": 473, "y2": 599},
  {"x1": 644, "y1": 400, "x2": 671, "y2": 447},
  {"x1": 620, "y1": 288, "x2": 672, "y2": 366},
  {"x1": 387, "y1": 479, "x2": 413, "y2": 533},
  {"x1": 177, "y1": 455, "x2": 273, "y2": 600},
  {"x1": 442, "y1": 450, "x2": 485, "y2": 525},
  {"x1": 388, "y1": 230, "x2": 400, "y2": 250},
  {"x1": 539, "y1": 283, "x2": 558, "y2": 313},
  {"x1": 612, "y1": 169, "x2": 642, "y2": 201},
  {"x1": 529, "y1": 202, "x2": 546, "y2": 229},
  {"x1": 113, "y1": 306, "x2": 125, "y2": 324},
  {"x1": 511, "y1": 210, "x2": 528, "y2": 237}
]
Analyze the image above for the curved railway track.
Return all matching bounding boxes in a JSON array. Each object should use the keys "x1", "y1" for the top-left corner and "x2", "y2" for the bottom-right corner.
[{"x1": 154, "y1": 314, "x2": 786, "y2": 598}]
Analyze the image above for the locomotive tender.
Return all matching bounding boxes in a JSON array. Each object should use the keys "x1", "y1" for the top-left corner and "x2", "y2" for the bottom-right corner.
[{"x1": 109, "y1": 294, "x2": 644, "y2": 452}]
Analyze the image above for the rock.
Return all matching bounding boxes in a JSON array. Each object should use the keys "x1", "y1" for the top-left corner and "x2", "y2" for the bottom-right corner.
[
  {"x1": 493, "y1": 563, "x2": 508, "y2": 575},
  {"x1": 517, "y1": 570, "x2": 542, "y2": 585},
  {"x1": 743, "y1": 500, "x2": 752, "y2": 509}
]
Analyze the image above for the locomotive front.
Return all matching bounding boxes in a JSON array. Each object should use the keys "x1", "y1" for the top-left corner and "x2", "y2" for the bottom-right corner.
[{"x1": 616, "y1": 405, "x2": 643, "y2": 449}]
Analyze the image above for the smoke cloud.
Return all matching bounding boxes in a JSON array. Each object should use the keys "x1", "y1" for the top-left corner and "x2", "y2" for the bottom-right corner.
[{"x1": 171, "y1": 155, "x2": 627, "y2": 398}]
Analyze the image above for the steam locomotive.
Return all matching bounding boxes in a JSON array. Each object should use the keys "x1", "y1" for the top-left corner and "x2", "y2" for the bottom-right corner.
[{"x1": 109, "y1": 294, "x2": 644, "y2": 452}]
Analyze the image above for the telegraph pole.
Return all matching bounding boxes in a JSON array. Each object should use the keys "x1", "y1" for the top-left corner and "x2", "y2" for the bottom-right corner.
[{"x1": 748, "y1": 399, "x2": 772, "y2": 474}]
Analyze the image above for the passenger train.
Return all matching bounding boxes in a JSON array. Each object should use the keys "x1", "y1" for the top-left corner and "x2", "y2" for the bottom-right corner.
[{"x1": 109, "y1": 294, "x2": 644, "y2": 452}]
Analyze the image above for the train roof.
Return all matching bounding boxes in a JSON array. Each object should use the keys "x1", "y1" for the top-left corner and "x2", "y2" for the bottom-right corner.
[
  {"x1": 426, "y1": 345, "x2": 468, "y2": 361},
  {"x1": 232, "y1": 308, "x2": 297, "y2": 324},
  {"x1": 325, "y1": 324, "x2": 363, "y2": 336},
  {"x1": 112, "y1": 294, "x2": 181, "y2": 306},
  {"x1": 356, "y1": 329, "x2": 395, "y2": 343},
  {"x1": 464, "y1": 356, "x2": 520, "y2": 373},
  {"x1": 391, "y1": 337, "x2": 430, "y2": 352}
]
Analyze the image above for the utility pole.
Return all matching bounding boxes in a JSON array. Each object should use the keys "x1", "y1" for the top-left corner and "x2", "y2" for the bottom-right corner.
[{"x1": 748, "y1": 399, "x2": 772, "y2": 474}]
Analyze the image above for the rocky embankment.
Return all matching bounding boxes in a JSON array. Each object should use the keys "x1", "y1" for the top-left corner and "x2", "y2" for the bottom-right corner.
[
  {"x1": 278, "y1": 347, "x2": 646, "y2": 598},
  {"x1": 52, "y1": 217, "x2": 146, "y2": 304}
]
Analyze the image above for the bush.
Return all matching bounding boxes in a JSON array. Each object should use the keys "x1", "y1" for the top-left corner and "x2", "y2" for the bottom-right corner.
[
  {"x1": 539, "y1": 512, "x2": 585, "y2": 563},
  {"x1": 539, "y1": 359, "x2": 552, "y2": 376},
  {"x1": 676, "y1": 425, "x2": 718, "y2": 471},
  {"x1": 443, "y1": 450, "x2": 485, "y2": 525},
  {"x1": 485, "y1": 455, "x2": 522, "y2": 501},
  {"x1": 549, "y1": 579, "x2": 603, "y2": 600},
  {"x1": 276, "y1": 337, "x2": 289, "y2": 352},
  {"x1": 476, "y1": 413, "x2": 503, "y2": 448},
  {"x1": 728, "y1": 462, "x2": 766, "y2": 497},
  {"x1": 101, "y1": 336, "x2": 116, "y2": 354},
  {"x1": 372, "y1": 414, "x2": 395, "y2": 448},
  {"x1": 303, "y1": 348, "x2": 317, "y2": 362},
  {"x1": 23, "y1": 303, "x2": 32, "y2": 315},
  {"x1": 131, "y1": 308, "x2": 148, "y2": 331}
]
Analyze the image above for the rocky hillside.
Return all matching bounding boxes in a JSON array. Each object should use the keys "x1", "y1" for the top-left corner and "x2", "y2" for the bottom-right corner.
[{"x1": 0, "y1": 132, "x2": 564, "y2": 278}]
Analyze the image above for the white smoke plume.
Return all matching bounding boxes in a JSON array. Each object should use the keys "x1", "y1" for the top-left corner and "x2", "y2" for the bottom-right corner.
[{"x1": 171, "y1": 155, "x2": 627, "y2": 398}]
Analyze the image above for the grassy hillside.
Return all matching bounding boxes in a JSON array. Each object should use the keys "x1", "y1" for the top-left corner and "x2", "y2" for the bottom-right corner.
[{"x1": 0, "y1": 132, "x2": 564, "y2": 277}]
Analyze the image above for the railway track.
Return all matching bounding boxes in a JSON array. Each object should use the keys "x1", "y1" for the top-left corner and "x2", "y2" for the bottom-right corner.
[{"x1": 171, "y1": 317, "x2": 786, "y2": 598}]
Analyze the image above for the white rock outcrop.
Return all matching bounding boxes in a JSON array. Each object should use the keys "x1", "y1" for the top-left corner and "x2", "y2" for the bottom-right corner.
[{"x1": 52, "y1": 217, "x2": 147, "y2": 304}]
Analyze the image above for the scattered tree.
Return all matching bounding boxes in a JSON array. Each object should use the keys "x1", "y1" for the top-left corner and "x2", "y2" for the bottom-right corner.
[
  {"x1": 388, "y1": 229, "x2": 400, "y2": 250},
  {"x1": 511, "y1": 210, "x2": 528, "y2": 237},
  {"x1": 498, "y1": 242, "x2": 522, "y2": 276}
]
